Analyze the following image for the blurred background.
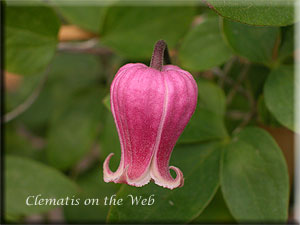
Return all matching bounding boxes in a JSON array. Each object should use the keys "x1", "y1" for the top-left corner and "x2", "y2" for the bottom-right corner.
[{"x1": 3, "y1": 0, "x2": 297, "y2": 223}]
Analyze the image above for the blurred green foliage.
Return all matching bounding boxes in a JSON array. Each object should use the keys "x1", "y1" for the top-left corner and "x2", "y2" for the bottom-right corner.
[
  {"x1": 5, "y1": 156, "x2": 78, "y2": 216},
  {"x1": 264, "y1": 66, "x2": 295, "y2": 131},
  {"x1": 4, "y1": 1, "x2": 295, "y2": 224},
  {"x1": 222, "y1": 19, "x2": 280, "y2": 65},
  {"x1": 206, "y1": 0, "x2": 295, "y2": 26},
  {"x1": 179, "y1": 78, "x2": 228, "y2": 143},
  {"x1": 5, "y1": 5, "x2": 60, "y2": 75},
  {"x1": 179, "y1": 13, "x2": 232, "y2": 71},
  {"x1": 101, "y1": 6, "x2": 196, "y2": 59},
  {"x1": 221, "y1": 127, "x2": 289, "y2": 222}
]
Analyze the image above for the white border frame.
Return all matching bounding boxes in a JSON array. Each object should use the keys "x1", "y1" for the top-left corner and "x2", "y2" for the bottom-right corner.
[{"x1": 3, "y1": 0, "x2": 300, "y2": 223}]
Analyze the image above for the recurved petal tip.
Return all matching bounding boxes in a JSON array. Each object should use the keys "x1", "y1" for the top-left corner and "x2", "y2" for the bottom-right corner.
[
  {"x1": 103, "y1": 153, "x2": 127, "y2": 183},
  {"x1": 103, "y1": 153, "x2": 152, "y2": 187},
  {"x1": 150, "y1": 165, "x2": 184, "y2": 190},
  {"x1": 103, "y1": 153, "x2": 115, "y2": 182},
  {"x1": 169, "y1": 166, "x2": 184, "y2": 188}
]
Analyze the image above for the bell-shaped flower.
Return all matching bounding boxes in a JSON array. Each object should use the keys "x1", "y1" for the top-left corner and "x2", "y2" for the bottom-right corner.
[{"x1": 103, "y1": 40, "x2": 198, "y2": 189}]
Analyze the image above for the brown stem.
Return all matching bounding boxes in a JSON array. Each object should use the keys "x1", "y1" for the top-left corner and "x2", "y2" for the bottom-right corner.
[{"x1": 150, "y1": 40, "x2": 171, "y2": 71}]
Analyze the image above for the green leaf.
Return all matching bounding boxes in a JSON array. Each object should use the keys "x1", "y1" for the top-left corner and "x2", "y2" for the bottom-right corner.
[
  {"x1": 15, "y1": 52, "x2": 104, "y2": 135},
  {"x1": 46, "y1": 88, "x2": 105, "y2": 170},
  {"x1": 47, "y1": 53, "x2": 104, "y2": 95},
  {"x1": 245, "y1": 65, "x2": 269, "y2": 99},
  {"x1": 191, "y1": 189, "x2": 235, "y2": 223},
  {"x1": 197, "y1": 79, "x2": 226, "y2": 116},
  {"x1": 264, "y1": 65, "x2": 294, "y2": 130},
  {"x1": 222, "y1": 19, "x2": 279, "y2": 65},
  {"x1": 221, "y1": 127, "x2": 289, "y2": 222},
  {"x1": 257, "y1": 95, "x2": 281, "y2": 127},
  {"x1": 101, "y1": 6, "x2": 196, "y2": 59},
  {"x1": 64, "y1": 167, "x2": 120, "y2": 223},
  {"x1": 5, "y1": 155, "x2": 78, "y2": 216},
  {"x1": 5, "y1": 5, "x2": 60, "y2": 75},
  {"x1": 224, "y1": 95, "x2": 251, "y2": 133},
  {"x1": 5, "y1": 124, "x2": 45, "y2": 161},
  {"x1": 50, "y1": 4, "x2": 107, "y2": 33},
  {"x1": 5, "y1": 73, "x2": 42, "y2": 113},
  {"x1": 180, "y1": 109, "x2": 228, "y2": 143},
  {"x1": 278, "y1": 25, "x2": 294, "y2": 62},
  {"x1": 206, "y1": 1, "x2": 295, "y2": 26},
  {"x1": 14, "y1": 85, "x2": 53, "y2": 135},
  {"x1": 107, "y1": 142, "x2": 222, "y2": 223},
  {"x1": 102, "y1": 94, "x2": 111, "y2": 111},
  {"x1": 179, "y1": 79, "x2": 228, "y2": 143},
  {"x1": 4, "y1": 213, "x2": 22, "y2": 223},
  {"x1": 179, "y1": 14, "x2": 232, "y2": 71}
]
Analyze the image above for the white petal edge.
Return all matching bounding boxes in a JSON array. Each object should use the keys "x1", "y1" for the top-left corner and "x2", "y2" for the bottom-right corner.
[{"x1": 150, "y1": 163, "x2": 184, "y2": 190}]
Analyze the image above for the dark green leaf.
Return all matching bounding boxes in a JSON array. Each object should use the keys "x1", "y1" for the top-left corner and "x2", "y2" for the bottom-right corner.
[
  {"x1": 64, "y1": 167, "x2": 120, "y2": 223},
  {"x1": 278, "y1": 25, "x2": 294, "y2": 62},
  {"x1": 51, "y1": 3, "x2": 107, "y2": 33},
  {"x1": 5, "y1": 156, "x2": 78, "y2": 216},
  {"x1": 5, "y1": 5, "x2": 60, "y2": 75},
  {"x1": 16, "y1": 53, "x2": 104, "y2": 134},
  {"x1": 101, "y1": 6, "x2": 196, "y2": 59},
  {"x1": 221, "y1": 127, "x2": 289, "y2": 222},
  {"x1": 47, "y1": 53, "x2": 104, "y2": 95},
  {"x1": 245, "y1": 65, "x2": 269, "y2": 99},
  {"x1": 222, "y1": 19, "x2": 279, "y2": 65},
  {"x1": 107, "y1": 142, "x2": 222, "y2": 223},
  {"x1": 257, "y1": 95, "x2": 281, "y2": 127},
  {"x1": 5, "y1": 73, "x2": 42, "y2": 113},
  {"x1": 179, "y1": 14, "x2": 232, "y2": 71},
  {"x1": 264, "y1": 65, "x2": 294, "y2": 130},
  {"x1": 180, "y1": 109, "x2": 228, "y2": 143},
  {"x1": 4, "y1": 213, "x2": 22, "y2": 223},
  {"x1": 102, "y1": 94, "x2": 111, "y2": 111},
  {"x1": 207, "y1": 1, "x2": 295, "y2": 26},
  {"x1": 5, "y1": 124, "x2": 45, "y2": 161},
  {"x1": 191, "y1": 189, "x2": 235, "y2": 223},
  {"x1": 46, "y1": 89, "x2": 106, "y2": 170},
  {"x1": 179, "y1": 79, "x2": 228, "y2": 143},
  {"x1": 224, "y1": 95, "x2": 252, "y2": 133},
  {"x1": 197, "y1": 79, "x2": 226, "y2": 116}
]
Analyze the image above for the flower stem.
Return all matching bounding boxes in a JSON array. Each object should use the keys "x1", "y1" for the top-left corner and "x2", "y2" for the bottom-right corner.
[{"x1": 150, "y1": 40, "x2": 171, "y2": 71}]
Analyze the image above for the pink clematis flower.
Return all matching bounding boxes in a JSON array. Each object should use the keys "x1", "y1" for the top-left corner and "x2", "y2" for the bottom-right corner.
[{"x1": 103, "y1": 40, "x2": 198, "y2": 189}]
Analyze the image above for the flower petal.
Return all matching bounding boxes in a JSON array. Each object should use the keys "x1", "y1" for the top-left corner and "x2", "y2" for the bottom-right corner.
[
  {"x1": 150, "y1": 67, "x2": 198, "y2": 189},
  {"x1": 103, "y1": 63, "x2": 198, "y2": 190},
  {"x1": 103, "y1": 153, "x2": 127, "y2": 183}
]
